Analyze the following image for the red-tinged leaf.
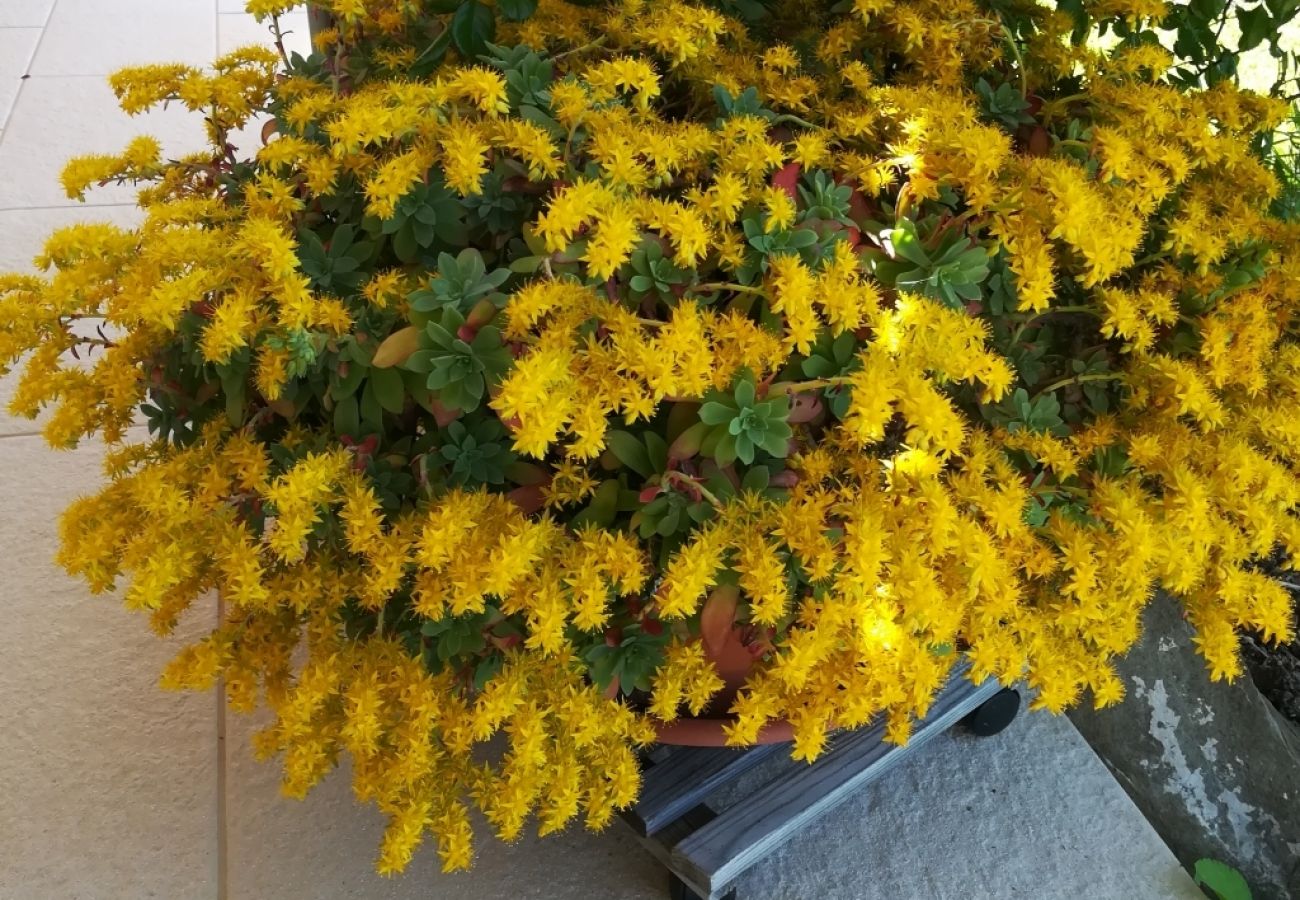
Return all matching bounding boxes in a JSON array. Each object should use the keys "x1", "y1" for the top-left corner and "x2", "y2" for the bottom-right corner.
[
  {"x1": 844, "y1": 225, "x2": 861, "y2": 248},
  {"x1": 1021, "y1": 125, "x2": 1050, "y2": 157},
  {"x1": 700, "y1": 585, "x2": 739, "y2": 658},
  {"x1": 426, "y1": 398, "x2": 460, "y2": 428},
  {"x1": 847, "y1": 183, "x2": 872, "y2": 222},
  {"x1": 489, "y1": 633, "x2": 521, "y2": 651},
  {"x1": 507, "y1": 484, "x2": 546, "y2": 514},
  {"x1": 465, "y1": 298, "x2": 498, "y2": 329},
  {"x1": 770, "y1": 469, "x2": 799, "y2": 488},
  {"x1": 639, "y1": 485, "x2": 662, "y2": 503},
  {"x1": 641, "y1": 616, "x2": 663, "y2": 637},
  {"x1": 504, "y1": 460, "x2": 550, "y2": 485},
  {"x1": 668, "y1": 421, "x2": 709, "y2": 460},
  {"x1": 772, "y1": 162, "x2": 801, "y2": 199}
]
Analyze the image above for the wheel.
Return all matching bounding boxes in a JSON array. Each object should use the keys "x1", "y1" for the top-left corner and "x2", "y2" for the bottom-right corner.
[
  {"x1": 669, "y1": 874, "x2": 705, "y2": 900},
  {"x1": 961, "y1": 688, "x2": 1021, "y2": 737}
]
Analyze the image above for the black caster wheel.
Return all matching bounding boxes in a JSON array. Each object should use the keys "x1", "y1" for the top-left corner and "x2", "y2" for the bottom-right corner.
[
  {"x1": 669, "y1": 874, "x2": 705, "y2": 900},
  {"x1": 961, "y1": 688, "x2": 1021, "y2": 737}
]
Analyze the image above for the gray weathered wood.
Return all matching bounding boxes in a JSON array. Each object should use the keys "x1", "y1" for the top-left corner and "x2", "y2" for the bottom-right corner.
[
  {"x1": 669, "y1": 664, "x2": 999, "y2": 894},
  {"x1": 623, "y1": 805, "x2": 719, "y2": 899},
  {"x1": 630, "y1": 742, "x2": 785, "y2": 836}
]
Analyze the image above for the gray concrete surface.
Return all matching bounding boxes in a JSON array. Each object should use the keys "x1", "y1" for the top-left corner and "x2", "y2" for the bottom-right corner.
[
  {"x1": 1071, "y1": 593, "x2": 1300, "y2": 900},
  {"x1": 221, "y1": 703, "x2": 1202, "y2": 899}
]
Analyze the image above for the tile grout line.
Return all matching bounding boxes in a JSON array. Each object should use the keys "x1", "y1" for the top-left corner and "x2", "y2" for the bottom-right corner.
[
  {"x1": 216, "y1": 587, "x2": 228, "y2": 900},
  {"x1": 0, "y1": 0, "x2": 58, "y2": 139},
  {"x1": 0, "y1": 422, "x2": 150, "y2": 442},
  {"x1": 212, "y1": 9, "x2": 228, "y2": 895},
  {"x1": 7, "y1": 72, "x2": 129, "y2": 79},
  {"x1": 0, "y1": 202, "x2": 141, "y2": 213}
]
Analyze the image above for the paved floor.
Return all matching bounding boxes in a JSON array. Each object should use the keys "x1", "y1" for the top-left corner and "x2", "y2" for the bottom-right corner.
[{"x1": 0, "y1": 3, "x2": 1204, "y2": 898}]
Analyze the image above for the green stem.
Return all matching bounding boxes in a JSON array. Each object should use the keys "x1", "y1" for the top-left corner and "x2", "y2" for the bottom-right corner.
[
  {"x1": 269, "y1": 14, "x2": 292, "y2": 71},
  {"x1": 553, "y1": 35, "x2": 608, "y2": 62},
  {"x1": 1047, "y1": 93, "x2": 1089, "y2": 107},
  {"x1": 1035, "y1": 372, "x2": 1123, "y2": 397},
  {"x1": 768, "y1": 376, "x2": 855, "y2": 396},
  {"x1": 690, "y1": 282, "x2": 766, "y2": 296},
  {"x1": 330, "y1": 22, "x2": 348, "y2": 96},
  {"x1": 665, "y1": 471, "x2": 724, "y2": 508},
  {"x1": 1010, "y1": 305, "x2": 1099, "y2": 345},
  {"x1": 1002, "y1": 25, "x2": 1028, "y2": 99},
  {"x1": 1131, "y1": 249, "x2": 1169, "y2": 268},
  {"x1": 770, "y1": 113, "x2": 823, "y2": 131},
  {"x1": 1032, "y1": 481, "x2": 1088, "y2": 498}
]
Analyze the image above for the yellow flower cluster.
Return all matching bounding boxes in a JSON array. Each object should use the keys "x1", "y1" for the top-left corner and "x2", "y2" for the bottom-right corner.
[
  {"x1": 2, "y1": 0, "x2": 1299, "y2": 877},
  {"x1": 59, "y1": 427, "x2": 655, "y2": 872}
]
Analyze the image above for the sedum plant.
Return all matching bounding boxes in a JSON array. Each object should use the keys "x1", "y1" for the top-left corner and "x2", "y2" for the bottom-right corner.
[{"x1": 2, "y1": 0, "x2": 1300, "y2": 876}]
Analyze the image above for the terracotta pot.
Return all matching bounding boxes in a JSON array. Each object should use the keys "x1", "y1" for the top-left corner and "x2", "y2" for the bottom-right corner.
[{"x1": 652, "y1": 587, "x2": 793, "y2": 747}]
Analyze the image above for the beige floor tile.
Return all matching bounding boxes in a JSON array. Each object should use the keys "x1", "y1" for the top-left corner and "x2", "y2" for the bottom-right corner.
[
  {"x1": 0, "y1": 0, "x2": 54, "y2": 27},
  {"x1": 224, "y1": 709, "x2": 665, "y2": 900},
  {"x1": 218, "y1": 11, "x2": 312, "y2": 58},
  {"x1": 0, "y1": 205, "x2": 142, "y2": 273},
  {"x1": 30, "y1": 0, "x2": 216, "y2": 76},
  {"x1": 0, "y1": 434, "x2": 218, "y2": 900},
  {"x1": 0, "y1": 76, "x2": 207, "y2": 210},
  {"x1": 0, "y1": 29, "x2": 41, "y2": 128},
  {"x1": 0, "y1": 205, "x2": 143, "y2": 438}
]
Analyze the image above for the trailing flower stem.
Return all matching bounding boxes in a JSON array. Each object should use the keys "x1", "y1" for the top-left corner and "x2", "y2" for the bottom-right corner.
[
  {"x1": 1010, "y1": 305, "x2": 1099, "y2": 344},
  {"x1": 767, "y1": 376, "x2": 855, "y2": 396},
  {"x1": 689, "y1": 282, "x2": 766, "y2": 296},
  {"x1": 1035, "y1": 371, "x2": 1123, "y2": 397}
]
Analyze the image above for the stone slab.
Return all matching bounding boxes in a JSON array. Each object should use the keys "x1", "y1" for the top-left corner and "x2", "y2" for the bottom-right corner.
[
  {"x1": 703, "y1": 709, "x2": 1204, "y2": 900},
  {"x1": 0, "y1": 434, "x2": 218, "y2": 899},
  {"x1": 222, "y1": 707, "x2": 665, "y2": 899},
  {"x1": 223, "y1": 697, "x2": 1200, "y2": 899},
  {"x1": 1070, "y1": 592, "x2": 1300, "y2": 900}
]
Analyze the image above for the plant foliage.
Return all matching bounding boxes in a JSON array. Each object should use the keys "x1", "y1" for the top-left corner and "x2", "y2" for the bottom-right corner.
[{"x1": 3, "y1": 0, "x2": 1300, "y2": 877}]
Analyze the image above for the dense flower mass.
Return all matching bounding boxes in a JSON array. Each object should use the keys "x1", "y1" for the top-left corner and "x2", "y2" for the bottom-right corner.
[{"x1": 3, "y1": 0, "x2": 1299, "y2": 875}]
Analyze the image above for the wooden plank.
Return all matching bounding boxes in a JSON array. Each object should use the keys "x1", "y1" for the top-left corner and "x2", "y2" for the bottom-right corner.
[
  {"x1": 623, "y1": 804, "x2": 719, "y2": 900},
  {"x1": 669, "y1": 666, "x2": 1000, "y2": 894},
  {"x1": 629, "y1": 742, "x2": 785, "y2": 836}
]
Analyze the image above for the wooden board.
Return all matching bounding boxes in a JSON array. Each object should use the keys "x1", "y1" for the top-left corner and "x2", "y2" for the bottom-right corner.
[
  {"x1": 624, "y1": 659, "x2": 1004, "y2": 900},
  {"x1": 671, "y1": 672, "x2": 999, "y2": 893},
  {"x1": 630, "y1": 743, "x2": 785, "y2": 837}
]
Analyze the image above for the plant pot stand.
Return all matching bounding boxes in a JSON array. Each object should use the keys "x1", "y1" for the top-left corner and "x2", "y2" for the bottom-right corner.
[{"x1": 621, "y1": 658, "x2": 1020, "y2": 900}]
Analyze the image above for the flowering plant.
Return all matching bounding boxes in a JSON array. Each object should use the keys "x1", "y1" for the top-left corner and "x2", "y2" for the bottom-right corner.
[{"x1": 3, "y1": 0, "x2": 1299, "y2": 875}]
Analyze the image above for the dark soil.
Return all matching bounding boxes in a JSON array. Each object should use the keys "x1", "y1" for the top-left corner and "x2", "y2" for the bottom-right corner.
[{"x1": 1241, "y1": 580, "x2": 1300, "y2": 728}]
